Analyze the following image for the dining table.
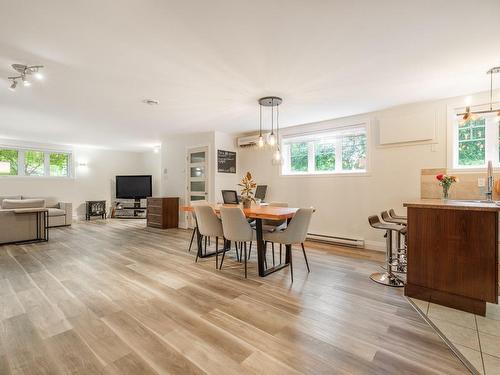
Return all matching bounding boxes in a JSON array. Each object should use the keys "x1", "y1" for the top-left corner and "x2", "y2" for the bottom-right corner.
[{"x1": 180, "y1": 204, "x2": 300, "y2": 277}]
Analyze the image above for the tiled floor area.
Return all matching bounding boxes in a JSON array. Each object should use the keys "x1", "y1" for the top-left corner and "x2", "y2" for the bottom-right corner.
[{"x1": 410, "y1": 298, "x2": 500, "y2": 374}]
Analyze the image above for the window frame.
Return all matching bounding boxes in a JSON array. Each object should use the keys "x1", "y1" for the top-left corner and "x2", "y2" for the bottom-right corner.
[
  {"x1": 280, "y1": 121, "x2": 370, "y2": 177},
  {"x1": 448, "y1": 104, "x2": 500, "y2": 172},
  {"x1": 0, "y1": 146, "x2": 73, "y2": 178}
]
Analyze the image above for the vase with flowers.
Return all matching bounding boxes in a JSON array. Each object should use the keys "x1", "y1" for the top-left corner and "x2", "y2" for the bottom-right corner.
[
  {"x1": 238, "y1": 172, "x2": 257, "y2": 208},
  {"x1": 436, "y1": 173, "x2": 458, "y2": 199}
]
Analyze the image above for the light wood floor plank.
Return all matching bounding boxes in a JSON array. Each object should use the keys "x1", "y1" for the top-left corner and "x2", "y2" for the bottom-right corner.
[{"x1": 0, "y1": 220, "x2": 469, "y2": 374}]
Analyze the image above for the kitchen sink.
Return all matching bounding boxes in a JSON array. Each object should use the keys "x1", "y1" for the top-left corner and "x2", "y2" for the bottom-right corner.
[{"x1": 448, "y1": 199, "x2": 498, "y2": 204}]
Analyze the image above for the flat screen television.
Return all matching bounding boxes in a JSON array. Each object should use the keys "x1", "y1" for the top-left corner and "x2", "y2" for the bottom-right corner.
[{"x1": 116, "y1": 175, "x2": 152, "y2": 199}]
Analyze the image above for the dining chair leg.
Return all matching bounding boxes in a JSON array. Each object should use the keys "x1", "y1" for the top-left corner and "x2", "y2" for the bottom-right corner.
[
  {"x1": 208, "y1": 237, "x2": 211, "y2": 246},
  {"x1": 272, "y1": 242, "x2": 275, "y2": 266},
  {"x1": 195, "y1": 234, "x2": 203, "y2": 263},
  {"x1": 204, "y1": 236, "x2": 208, "y2": 256},
  {"x1": 244, "y1": 242, "x2": 248, "y2": 278},
  {"x1": 248, "y1": 241, "x2": 252, "y2": 260},
  {"x1": 239, "y1": 243, "x2": 243, "y2": 262},
  {"x1": 219, "y1": 243, "x2": 226, "y2": 270},
  {"x1": 215, "y1": 236, "x2": 219, "y2": 269},
  {"x1": 188, "y1": 227, "x2": 196, "y2": 252},
  {"x1": 288, "y1": 245, "x2": 293, "y2": 282},
  {"x1": 301, "y1": 243, "x2": 310, "y2": 272},
  {"x1": 279, "y1": 244, "x2": 282, "y2": 263},
  {"x1": 234, "y1": 241, "x2": 239, "y2": 262}
]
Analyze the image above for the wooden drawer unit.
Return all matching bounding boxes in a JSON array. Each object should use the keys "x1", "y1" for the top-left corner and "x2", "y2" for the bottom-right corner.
[{"x1": 146, "y1": 197, "x2": 179, "y2": 229}]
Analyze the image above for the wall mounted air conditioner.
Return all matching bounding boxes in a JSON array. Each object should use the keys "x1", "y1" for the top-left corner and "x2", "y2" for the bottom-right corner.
[{"x1": 237, "y1": 133, "x2": 270, "y2": 148}]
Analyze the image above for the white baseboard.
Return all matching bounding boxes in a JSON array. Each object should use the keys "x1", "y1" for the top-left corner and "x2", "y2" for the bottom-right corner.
[{"x1": 364, "y1": 240, "x2": 386, "y2": 252}]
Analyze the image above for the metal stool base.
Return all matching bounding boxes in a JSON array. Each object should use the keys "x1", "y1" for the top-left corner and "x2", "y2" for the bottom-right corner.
[{"x1": 370, "y1": 272, "x2": 405, "y2": 287}]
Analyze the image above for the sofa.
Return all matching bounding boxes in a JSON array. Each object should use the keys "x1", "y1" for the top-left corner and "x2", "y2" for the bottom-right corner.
[{"x1": 0, "y1": 195, "x2": 72, "y2": 227}]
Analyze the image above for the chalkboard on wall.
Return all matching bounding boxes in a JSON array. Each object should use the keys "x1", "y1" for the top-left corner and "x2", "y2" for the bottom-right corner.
[{"x1": 217, "y1": 150, "x2": 236, "y2": 173}]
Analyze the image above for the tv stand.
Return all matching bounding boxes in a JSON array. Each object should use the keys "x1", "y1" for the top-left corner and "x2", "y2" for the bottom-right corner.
[{"x1": 113, "y1": 199, "x2": 147, "y2": 219}]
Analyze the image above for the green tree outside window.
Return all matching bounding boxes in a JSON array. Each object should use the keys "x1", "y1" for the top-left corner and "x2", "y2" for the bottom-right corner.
[
  {"x1": 458, "y1": 118, "x2": 485, "y2": 166},
  {"x1": 50, "y1": 153, "x2": 69, "y2": 176},
  {"x1": 315, "y1": 143, "x2": 335, "y2": 171},
  {"x1": 24, "y1": 151, "x2": 45, "y2": 176},
  {"x1": 0, "y1": 149, "x2": 18, "y2": 175},
  {"x1": 342, "y1": 134, "x2": 367, "y2": 170},
  {"x1": 290, "y1": 142, "x2": 309, "y2": 172}
]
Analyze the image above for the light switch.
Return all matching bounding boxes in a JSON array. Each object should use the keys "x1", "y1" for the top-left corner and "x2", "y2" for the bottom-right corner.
[{"x1": 478, "y1": 177, "x2": 486, "y2": 187}]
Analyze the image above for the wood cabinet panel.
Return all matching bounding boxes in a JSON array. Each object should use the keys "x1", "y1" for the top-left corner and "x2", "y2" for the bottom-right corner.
[{"x1": 146, "y1": 198, "x2": 179, "y2": 229}]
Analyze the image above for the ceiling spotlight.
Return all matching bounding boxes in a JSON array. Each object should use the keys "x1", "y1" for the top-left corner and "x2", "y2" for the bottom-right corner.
[
  {"x1": 22, "y1": 76, "x2": 31, "y2": 87},
  {"x1": 34, "y1": 72, "x2": 44, "y2": 80}
]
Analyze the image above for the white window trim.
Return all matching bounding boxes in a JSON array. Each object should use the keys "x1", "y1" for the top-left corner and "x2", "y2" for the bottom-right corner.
[
  {"x1": 446, "y1": 104, "x2": 500, "y2": 173},
  {"x1": 0, "y1": 145, "x2": 73, "y2": 178},
  {"x1": 279, "y1": 120, "x2": 370, "y2": 177}
]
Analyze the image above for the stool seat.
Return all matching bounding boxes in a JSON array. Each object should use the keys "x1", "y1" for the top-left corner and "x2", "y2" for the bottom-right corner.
[{"x1": 381, "y1": 211, "x2": 407, "y2": 226}]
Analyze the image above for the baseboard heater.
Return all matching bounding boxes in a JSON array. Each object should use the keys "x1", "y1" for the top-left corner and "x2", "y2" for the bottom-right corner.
[{"x1": 306, "y1": 233, "x2": 364, "y2": 248}]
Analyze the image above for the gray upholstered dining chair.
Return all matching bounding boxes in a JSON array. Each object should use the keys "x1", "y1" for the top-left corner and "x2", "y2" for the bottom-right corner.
[
  {"x1": 188, "y1": 200, "x2": 207, "y2": 252},
  {"x1": 219, "y1": 206, "x2": 255, "y2": 278},
  {"x1": 193, "y1": 205, "x2": 225, "y2": 268},
  {"x1": 264, "y1": 208, "x2": 314, "y2": 281},
  {"x1": 261, "y1": 201, "x2": 288, "y2": 266}
]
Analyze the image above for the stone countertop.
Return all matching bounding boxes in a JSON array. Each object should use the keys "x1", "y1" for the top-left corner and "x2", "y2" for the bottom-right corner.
[{"x1": 404, "y1": 199, "x2": 500, "y2": 212}]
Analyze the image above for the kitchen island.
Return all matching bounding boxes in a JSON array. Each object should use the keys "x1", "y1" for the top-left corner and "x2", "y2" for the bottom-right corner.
[{"x1": 404, "y1": 199, "x2": 499, "y2": 315}]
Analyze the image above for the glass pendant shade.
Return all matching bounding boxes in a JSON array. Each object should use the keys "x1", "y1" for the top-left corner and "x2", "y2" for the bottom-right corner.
[
  {"x1": 273, "y1": 149, "x2": 281, "y2": 161},
  {"x1": 257, "y1": 135, "x2": 264, "y2": 148},
  {"x1": 268, "y1": 133, "x2": 276, "y2": 146}
]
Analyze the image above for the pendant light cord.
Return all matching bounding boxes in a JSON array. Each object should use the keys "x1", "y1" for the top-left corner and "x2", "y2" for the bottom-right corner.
[
  {"x1": 259, "y1": 104, "x2": 262, "y2": 136},
  {"x1": 490, "y1": 70, "x2": 493, "y2": 111},
  {"x1": 271, "y1": 99, "x2": 274, "y2": 135},
  {"x1": 276, "y1": 103, "x2": 280, "y2": 149}
]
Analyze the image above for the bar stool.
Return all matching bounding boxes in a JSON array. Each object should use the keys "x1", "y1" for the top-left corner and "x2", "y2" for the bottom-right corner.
[
  {"x1": 389, "y1": 209, "x2": 407, "y2": 220},
  {"x1": 381, "y1": 210, "x2": 407, "y2": 273},
  {"x1": 368, "y1": 215, "x2": 405, "y2": 287}
]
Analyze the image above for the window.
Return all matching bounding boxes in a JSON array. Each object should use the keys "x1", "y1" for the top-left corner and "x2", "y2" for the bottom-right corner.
[
  {"x1": 453, "y1": 113, "x2": 500, "y2": 169},
  {"x1": 282, "y1": 124, "x2": 368, "y2": 175},
  {"x1": 0, "y1": 147, "x2": 72, "y2": 177},
  {"x1": 49, "y1": 153, "x2": 70, "y2": 176},
  {"x1": 0, "y1": 149, "x2": 19, "y2": 175}
]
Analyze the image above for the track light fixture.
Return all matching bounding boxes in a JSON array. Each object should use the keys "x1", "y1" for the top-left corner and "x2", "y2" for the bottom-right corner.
[
  {"x1": 458, "y1": 66, "x2": 500, "y2": 123},
  {"x1": 7, "y1": 64, "x2": 44, "y2": 91}
]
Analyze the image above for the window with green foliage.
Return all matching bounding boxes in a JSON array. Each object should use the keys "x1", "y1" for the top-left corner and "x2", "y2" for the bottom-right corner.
[
  {"x1": 290, "y1": 142, "x2": 309, "y2": 172},
  {"x1": 24, "y1": 151, "x2": 45, "y2": 176},
  {"x1": 50, "y1": 153, "x2": 69, "y2": 176},
  {"x1": 282, "y1": 124, "x2": 367, "y2": 175},
  {"x1": 454, "y1": 114, "x2": 500, "y2": 169},
  {"x1": 0, "y1": 147, "x2": 71, "y2": 177},
  {"x1": 315, "y1": 143, "x2": 335, "y2": 171},
  {"x1": 0, "y1": 149, "x2": 19, "y2": 175}
]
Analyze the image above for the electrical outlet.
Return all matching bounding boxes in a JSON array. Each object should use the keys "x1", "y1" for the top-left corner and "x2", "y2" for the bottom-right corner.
[{"x1": 478, "y1": 177, "x2": 486, "y2": 187}]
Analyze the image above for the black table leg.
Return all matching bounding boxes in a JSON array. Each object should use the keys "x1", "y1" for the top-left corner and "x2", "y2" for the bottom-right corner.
[
  {"x1": 256, "y1": 218, "x2": 291, "y2": 277},
  {"x1": 256, "y1": 219, "x2": 265, "y2": 276}
]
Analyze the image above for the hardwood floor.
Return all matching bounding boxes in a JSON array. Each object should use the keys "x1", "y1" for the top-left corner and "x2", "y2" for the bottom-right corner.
[{"x1": 0, "y1": 220, "x2": 469, "y2": 374}]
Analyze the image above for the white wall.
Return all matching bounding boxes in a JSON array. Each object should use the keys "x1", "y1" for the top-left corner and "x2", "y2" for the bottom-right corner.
[
  {"x1": 161, "y1": 132, "x2": 215, "y2": 228},
  {"x1": 214, "y1": 131, "x2": 240, "y2": 203},
  {"x1": 0, "y1": 143, "x2": 161, "y2": 218},
  {"x1": 238, "y1": 90, "x2": 498, "y2": 250}
]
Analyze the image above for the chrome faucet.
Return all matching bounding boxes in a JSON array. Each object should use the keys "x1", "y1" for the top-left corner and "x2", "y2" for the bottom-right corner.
[{"x1": 486, "y1": 160, "x2": 494, "y2": 201}]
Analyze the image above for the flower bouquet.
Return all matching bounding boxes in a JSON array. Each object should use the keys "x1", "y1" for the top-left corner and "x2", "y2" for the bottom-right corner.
[{"x1": 436, "y1": 174, "x2": 458, "y2": 199}]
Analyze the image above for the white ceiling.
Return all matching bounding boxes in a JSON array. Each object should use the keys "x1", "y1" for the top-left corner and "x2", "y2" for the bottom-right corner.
[{"x1": 1, "y1": 0, "x2": 500, "y2": 151}]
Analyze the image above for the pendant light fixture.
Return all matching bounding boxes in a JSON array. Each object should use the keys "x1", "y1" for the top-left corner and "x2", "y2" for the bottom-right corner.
[
  {"x1": 257, "y1": 96, "x2": 283, "y2": 163},
  {"x1": 458, "y1": 66, "x2": 500, "y2": 123},
  {"x1": 7, "y1": 64, "x2": 44, "y2": 91}
]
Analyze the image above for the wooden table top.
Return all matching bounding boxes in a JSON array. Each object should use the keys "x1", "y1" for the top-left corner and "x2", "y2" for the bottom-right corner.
[
  {"x1": 404, "y1": 198, "x2": 500, "y2": 212},
  {"x1": 181, "y1": 204, "x2": 300, "y2": 220},
  {"x1": 12, "y1": 208, "x2": 49, "y2": 214}
]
